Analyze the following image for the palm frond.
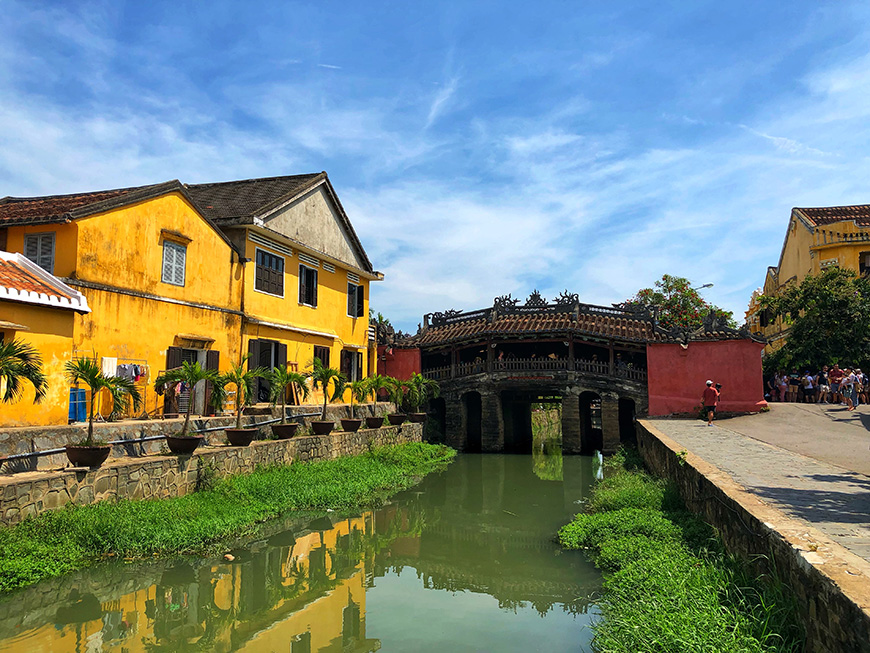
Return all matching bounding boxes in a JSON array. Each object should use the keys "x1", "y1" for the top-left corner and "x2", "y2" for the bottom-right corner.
[{"x1": 0, "y1": 339, "x2": 47, "y2": 403}]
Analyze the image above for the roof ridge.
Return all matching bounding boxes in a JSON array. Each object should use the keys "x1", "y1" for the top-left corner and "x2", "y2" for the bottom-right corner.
[
  {"x1": 1, "y1": 182, "x2": 165, "y2": 203},
  {"x1": 795, "y1": 203, "x2": 870, "y2": 211},
  {"x1": 186, "y1": 172, "x2": 324, "y2": 189}
]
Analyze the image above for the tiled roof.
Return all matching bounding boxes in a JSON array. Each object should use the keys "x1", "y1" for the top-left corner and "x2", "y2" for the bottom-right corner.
[
  {"x1": 794, "y1": 205, "x2": 870, "y2": 227},
  {"x1": 0, "y1": 183, "x2": 167, "y2": 225},
  {"x1": 410, "y1": 310, "x2": 654, "y2": 347},
  {"x1": 186, "y1": 173, "x2": 324, "y2": 223},
  {"x1": 0, "y1": 252, "x2": 90, "y2": 312}
]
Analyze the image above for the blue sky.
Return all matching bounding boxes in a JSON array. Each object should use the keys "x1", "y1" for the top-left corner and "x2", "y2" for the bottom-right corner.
[{"x1": 3, "y1": 1, "x2": 870, "y2": 331}]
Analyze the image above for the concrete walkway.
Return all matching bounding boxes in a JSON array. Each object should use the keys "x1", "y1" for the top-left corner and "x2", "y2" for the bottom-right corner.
[{"x1": 647, "y1": 404, "x2": 870, "y2": 564}]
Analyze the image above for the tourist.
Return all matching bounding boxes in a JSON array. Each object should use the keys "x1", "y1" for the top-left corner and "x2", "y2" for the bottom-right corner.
[
  {"x1": 702, "y1": 380, "x2": 719, "y2": 426},
  {"x1": 817, "y1": 366, "x2": 830, "y2": 404},
  {"x1": 857, "y1": 368, "x2": 867, "y2": 406},
  {"x1": 788, "y1": 369, "x2": 801, "y2": 402},
  {"x1": 842, "y1": 367, "x2": 857, "y2": 410},
  {"x1": 778, "y1": 372, "x2": 788, "y2": 403},
  {"x1": 801, "y1": 371, "x2": 815, "y2": 403},
  {"x1": 829, "y1": 364, "x2": 844, "y2": 405}
]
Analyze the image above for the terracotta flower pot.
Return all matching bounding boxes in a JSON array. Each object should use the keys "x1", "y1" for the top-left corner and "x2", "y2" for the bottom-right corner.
[
  {"x1": 271, "y1": 423, "x2": 300, "y2": 439},
  {"x1": 365, "y1": 416, "x2": 384, "y2": 429},
  {"x1": 387, "y1": 413, "x2": 407, "y2": 426},
  {"x1": 65, "y1": 445, "x2": 112, "y2": 468},
  {"x1": 341, "y1": 418, "x2": 363, "y2": 432},
  {"x1": 408, "y1": 413, "x2": 427, "y2": 423},
  {"x1": 225, "y1": 428, "x2": 258, "y2": 446},
  {"x1": 165, "y1": 435, "x2": 204, "y2": 455},
  {"x1": 311, "y1": 420, "x2": 335, "y2": 435}
]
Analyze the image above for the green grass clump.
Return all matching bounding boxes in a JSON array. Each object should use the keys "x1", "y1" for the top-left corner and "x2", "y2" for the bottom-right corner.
[
  {"x1": 0, "y1": 442, "x2": 454, "y2": 592},
  {"x1": 559, "y1": 448, "x2": 803, "y2": 653}
]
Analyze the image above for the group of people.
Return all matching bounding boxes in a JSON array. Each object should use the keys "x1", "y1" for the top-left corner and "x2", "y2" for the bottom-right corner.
[{"x1": 766, "y1": 364, "x2": 868, "y2": 411}]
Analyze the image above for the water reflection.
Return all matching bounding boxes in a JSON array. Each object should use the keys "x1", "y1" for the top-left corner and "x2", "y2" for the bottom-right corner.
[{"x1": 0, "y1": 453, "x2": 599, "y2": 652}]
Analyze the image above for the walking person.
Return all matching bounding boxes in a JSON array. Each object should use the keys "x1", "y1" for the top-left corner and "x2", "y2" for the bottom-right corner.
[
  {"x1": 801, "y1": 371, "x2": 815, "y2": 403},
  {"x1": 702, "y1": 380, "x2": 720, "y2": 426},
  {"x1": 842, "y1": 367, "x2": 858, "y2": 411},
  {"x1": 817, "y1": 366, "x2": 830, "y2": 404},
  {"x1": 829, "y1": 364, "x2": 844, "y2": 405}
]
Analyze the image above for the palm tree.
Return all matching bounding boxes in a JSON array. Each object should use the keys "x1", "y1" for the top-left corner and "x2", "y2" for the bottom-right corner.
[
  {"x1": 385, "y1": 376, "x2": 407, "y2": 414},
  {"x1": 213, "y1": 355, "x2": 265, "y2": 430},
  {"x1": 365, "y1": 374, "x2": 391, "y2": 415},
  {"x1": 0, "y1": 338, "x2": 47, "y2": 404},
  {"x1": 307, "y1": 357, "x2": 346, "y2": 421},
  {"x1": 154, "y1": 361, "x2": 220, "y2": 437},
  {"x1": 266, "y1": 365, "x2": 310, "y2": 423},
  {"x1": 347, "y1": 379, "x2": 370, "y2": 419},
  {"x1": 65, "y1": 357, "x2": 142, "y2": 446},
  {"x1": 406, "y1": 373, "x2": 440, "y2": 413}
]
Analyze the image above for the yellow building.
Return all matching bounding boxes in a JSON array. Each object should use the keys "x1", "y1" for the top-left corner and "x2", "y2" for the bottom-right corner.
[
  {"x1": 0, "y1": 251, "x2": 91, "y2": 426},
  {"x1": 0, "y1": 174, "x2": 381, "y2": 426},
  {"x1": 747, "y1": 204, "x2": 870, "y2": 353}
]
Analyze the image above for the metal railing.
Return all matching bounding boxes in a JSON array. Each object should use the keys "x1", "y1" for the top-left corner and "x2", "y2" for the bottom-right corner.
[{"x1": 421, "y1": 357, "x2": 647, "y2": 382}]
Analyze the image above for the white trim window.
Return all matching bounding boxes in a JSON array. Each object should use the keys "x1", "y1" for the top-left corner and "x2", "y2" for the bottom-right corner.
[
  {"x1": 347, "y1": 282, "x2": 364, "y2": 317},
  {"x1": 254, "y1": 248, "x2": 285, "y2": 297},
  {"x1": 23, "y1": 232, "x2": 55, "y2": 273},
  {"x1": 299, "y1": 264, "x2": 318, "y2": 307},
  {"x1": 162, "y1": 241, "x2": 186, "y2": 286}
]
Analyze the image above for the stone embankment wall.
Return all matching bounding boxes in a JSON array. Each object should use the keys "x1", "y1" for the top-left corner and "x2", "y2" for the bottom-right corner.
[
  {"x1": 0, "y1": 422, "x2": 422, "y2": 526},
  {"x1": 0, "y1": 402, "x2": 392, "y2": 472},
  {"x1": 636, "y1": 420, "x2": 870, "y2": 653}
]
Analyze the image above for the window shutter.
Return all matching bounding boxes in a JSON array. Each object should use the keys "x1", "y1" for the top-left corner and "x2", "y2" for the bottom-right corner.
[
  {"x1": 204, "y1": 350, "x2": 220, "y2": 416},
  {"x1": 355, "y1": 352, "x2": 363, "y2": 380},
  {"x1": 277, "y1": 343, "x2": 287, "y2": 367},
  {"x1": 299, "y1": 266, "x2": 307, "y2": 304},
  {"x1": 347, "y1": 283, "x2": 355, "y2": 316},
  {"x1": 162, "y1": 244, "x2": 173, "y2": 283},
  {"x1": 312, "y1": 269, "x2": 318, "y2": 307},
  {"x1": 175, "y1": 245, "x2": 185, "y2": 285},
  {"x1": 38, "y1": 235, "x2": 54, "y2": 273},
  {"x1": 356, "y1": 284, "x2": 364, "y2": 318},
  {"x1": 24, "y1": 235, "x2": 39, "y2": 261}
]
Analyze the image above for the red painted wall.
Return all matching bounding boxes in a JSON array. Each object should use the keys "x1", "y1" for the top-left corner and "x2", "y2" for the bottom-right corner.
[
  {"x1": 647, "y1": 340, "x2": 767, "y2": 416},
  {"x1": 377, "y1": 346, "x2": 421, "y2": 380}
]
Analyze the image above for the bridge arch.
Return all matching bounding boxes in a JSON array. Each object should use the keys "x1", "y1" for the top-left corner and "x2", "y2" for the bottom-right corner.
[
  {"x1": 428, "y1": 397, "x2": 447, "y2": 443},
  {"x1": 461, "y1": 391, "x2": 482, "y2": 452},
  {"x1": 578, "y1": 391, "x2": 603, "y2": 454},
  {"x1": 618, "y1": 397, "x2": 637, "y2": 445}
]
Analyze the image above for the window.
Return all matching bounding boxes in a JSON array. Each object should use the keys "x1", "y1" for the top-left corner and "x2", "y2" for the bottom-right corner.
[
  {"x1": 255, "y1": 248, "x2": 284, "y2": 296},
  {"x1": 340, "y1": 349, "x2": 363, "y2": 381},
  {"x1": 24, "y1": 233, "x2": 55, "y2": 273},
  {"x1": 347, "y1": 283, "x2": 364, "y2": 317},
  {"x1": 299, "y1": 264, "x2": 318, "y2": 306},
  {"x1": 314, "y1": 346, "x2": 330, "y2": 367},
  {"x1": 161, "y1": 241, "x2": 186, "y2": 286}
]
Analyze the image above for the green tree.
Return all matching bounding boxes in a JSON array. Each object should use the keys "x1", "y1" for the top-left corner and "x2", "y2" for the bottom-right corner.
[
  {"x1": 625, "y1": 274, "x2": 734, "y2": 330},
  {"x1": 0, "y1": 338, "x2": 47, "y2": 404},
  {"x1": 154, "y1": 361, "x2": 221, "y2": 437},
  {"x1": 405, "y1": 373, "x2": 440, "y2": 413},
  {"x1": 347, "y1": 379, "x2": 370, "y2": 419},
  {"x1": 266, "y1": 366, "x2": 310, "y2": 423},
  {"x1": 306, "y1": 357, "x2": 346, "y2": 421},
  {"x1": 65, "y1": 357, "x2": 142, "y2": 446},
  {"x1": 760, "y1": 267, "x2": 870, "y2": 370},
  {"x1": 213, "y1": 355, "x2": 265, "y2": 429},
  {"x1": 365, "y1": 374, "x2": 391, "y2": 415}
]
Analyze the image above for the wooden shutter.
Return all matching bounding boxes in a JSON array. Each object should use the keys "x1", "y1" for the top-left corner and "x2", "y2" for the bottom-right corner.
[
  {"x1": 38, "y1": 234, "x2": 54, "y2": 273},
  {"x1": 347, "y1": 283, "x2": 355, "y2": 316},
  {"x1": 173, "y1": 244, "x2": 185, "y2": 285},
  {"x1": 277, "y1": 342, "x2": 287, "y2": 367},
  {"x1": 355, "y1": 352, "x2": 363, "y2": 381},
  {"x1": 162, "y1": 243, "x2": 174, "y2": 283},
  {"x1": 24, "y1": 235, "x2": 39, "y2": 263},
  {"x1": 163, "y1": 346, "x2": 184, "y2": 416},
  {"x1": 312, "y1": 269, "x2": 318, "y2": 307},
  {"x1": 299, "y1": 265, "x2": 308, "y2": 304},
  {"x1": 356, "y1": 284, "x2": 364, "y2": 318},
  {"x1": 204, "y1": 350, "x2": 220, "y2": 415}
]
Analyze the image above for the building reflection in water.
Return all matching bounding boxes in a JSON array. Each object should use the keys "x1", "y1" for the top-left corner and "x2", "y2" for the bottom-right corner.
[{"x1": 0, "y1": 452, "x2": 599, "y2": 652}]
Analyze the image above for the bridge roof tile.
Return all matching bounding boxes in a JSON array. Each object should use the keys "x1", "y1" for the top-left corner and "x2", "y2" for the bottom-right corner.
[{"x1": 410, "y1": 310, "x2": 653, "y2": 346}]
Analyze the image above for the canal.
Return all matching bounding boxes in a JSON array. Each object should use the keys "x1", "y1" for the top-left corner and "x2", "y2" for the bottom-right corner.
[{"x1": 0, "y1": 451, "x2": 601, "y2": 652}]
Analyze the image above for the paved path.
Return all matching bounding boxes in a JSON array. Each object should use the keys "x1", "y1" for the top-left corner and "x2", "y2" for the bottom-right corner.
[{"x1": 647, "y1": 405, "x2": 870, "y2": 564}]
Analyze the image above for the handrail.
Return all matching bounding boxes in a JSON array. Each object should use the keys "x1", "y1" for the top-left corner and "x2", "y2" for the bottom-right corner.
[{"x1": 421, "y1": 358, "x2": 647, "y2": 381}]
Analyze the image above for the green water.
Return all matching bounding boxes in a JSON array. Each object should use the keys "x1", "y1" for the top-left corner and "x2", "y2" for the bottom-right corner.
[{"x1": 0, "y1": 453, "x2": 600, "y2": 652}]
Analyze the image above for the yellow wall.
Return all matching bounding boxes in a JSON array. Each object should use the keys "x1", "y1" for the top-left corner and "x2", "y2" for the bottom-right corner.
[{"x1": 0, "y1": 303, "x2": 75, "y2": 427}]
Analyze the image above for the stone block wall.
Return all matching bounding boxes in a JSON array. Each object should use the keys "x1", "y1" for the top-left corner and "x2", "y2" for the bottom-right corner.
[
  {"x1": 0, "y1": 423, "x2": 422, "y2": 526},
  {"x1": 0, "y1": 402, "x2": 393, "y2": 472},
  {"x1": 636, "y1": 420, "x2": 870, "y2": 653}
]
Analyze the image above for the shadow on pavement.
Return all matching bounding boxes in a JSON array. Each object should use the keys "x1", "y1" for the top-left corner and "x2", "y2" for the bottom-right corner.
[{"x1": 751, "y1": 480, "x2": 870, "y2": 525}]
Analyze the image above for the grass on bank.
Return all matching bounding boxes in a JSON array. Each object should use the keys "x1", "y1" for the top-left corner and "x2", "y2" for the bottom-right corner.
[
  {"x1": 0, "y1": 442, "x2": 455, "y2": 592},
  {"x1": 559, "y1": 448, "x2": 803, "y2": 653}
]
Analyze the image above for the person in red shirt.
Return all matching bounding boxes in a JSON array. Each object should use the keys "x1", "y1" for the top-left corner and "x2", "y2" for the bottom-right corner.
[{"x1": 702, "y1": 380, "x2": 720, "y2": 426}]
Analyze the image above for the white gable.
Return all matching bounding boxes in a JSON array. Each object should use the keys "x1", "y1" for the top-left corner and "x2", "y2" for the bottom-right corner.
[{"x1": 263, "y1": 185, "x2": 367, "y2": 270}]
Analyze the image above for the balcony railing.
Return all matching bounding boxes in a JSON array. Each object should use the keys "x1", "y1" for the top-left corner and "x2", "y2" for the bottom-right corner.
[{"x1": 422, "y1": 358, "x2": 646, "y2": 382}]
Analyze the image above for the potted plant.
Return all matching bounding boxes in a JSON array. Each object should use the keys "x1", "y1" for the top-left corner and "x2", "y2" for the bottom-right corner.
[
  {"x1": 267, "y1": 365, "x2": 310, "y2": 438},
  {"x1": 154, "y1": 361, "x2": 220, "y2": 454},
  {"x1": 65, "y1": 356, "x2": 141, "y2": 467},
  {"x1": 214, "y1": 355, "x2": 265, "y2": 446},
  {"x1": 364, "y1": 374, "x2": 389, "y2": 428},
  {"x1": 406, "y1": 372, "x2": 440, "y2": 423},
  {"x1": 306, "y1": 358, "x2": 346, "y2": 435},
  {"x1": 341, "y1": 379, "x2": 369, "y2": 432},
  {"x1": 385, "y1": 376, "x2": 407, "y2": 425}
]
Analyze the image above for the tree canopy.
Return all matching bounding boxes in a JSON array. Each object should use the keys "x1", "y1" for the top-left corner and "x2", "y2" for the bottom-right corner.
[
  {"x1": 760, "y1": 267, "x2": 870, "y2": 372},
  {"x1": 625, "y1": 274, "x2": 734, "y2": 330}
]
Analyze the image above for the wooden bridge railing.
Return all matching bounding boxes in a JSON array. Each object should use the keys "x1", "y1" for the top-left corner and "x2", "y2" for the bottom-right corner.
[{"x1": 422, "y1": 358, "x2": 647, "y2": 382}]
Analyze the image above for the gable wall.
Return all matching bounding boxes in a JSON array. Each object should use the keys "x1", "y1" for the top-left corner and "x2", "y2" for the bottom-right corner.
[{"x1": 265, "y1": 185, "x2": 367, "y2": 271}]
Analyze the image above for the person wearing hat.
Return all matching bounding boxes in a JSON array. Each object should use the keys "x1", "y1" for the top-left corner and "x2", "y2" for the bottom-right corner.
[{"x1": 702, "y1": 380, "x2": 720, "y2": 426}]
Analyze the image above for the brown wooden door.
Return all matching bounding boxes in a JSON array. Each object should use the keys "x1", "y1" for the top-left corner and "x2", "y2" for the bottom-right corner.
[{"x1": 204, "y1": 349, "x2": 220, "y2": 416}]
